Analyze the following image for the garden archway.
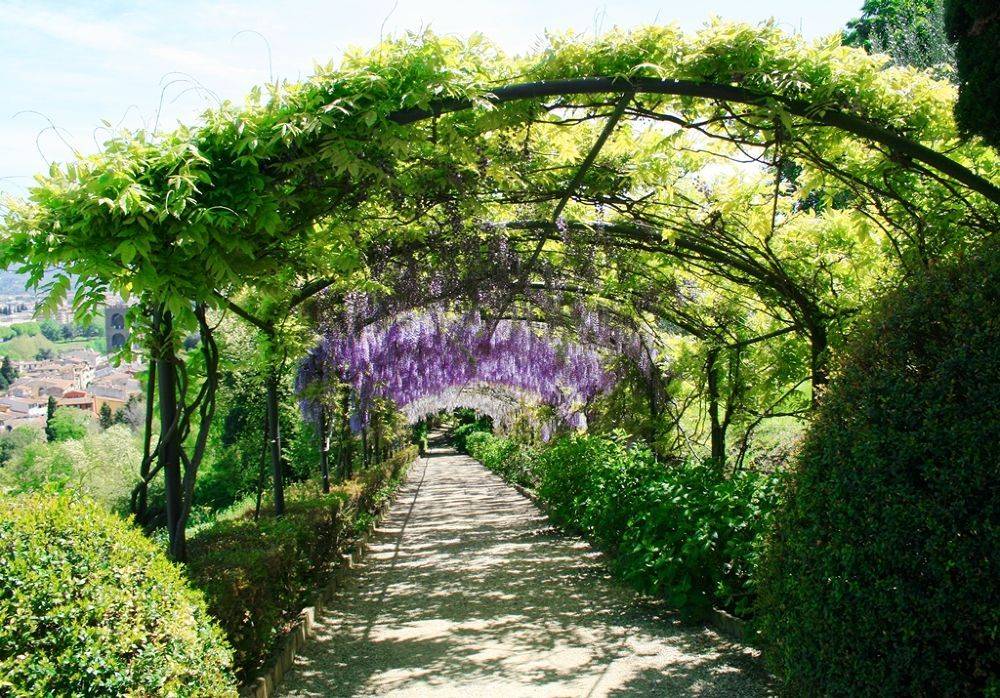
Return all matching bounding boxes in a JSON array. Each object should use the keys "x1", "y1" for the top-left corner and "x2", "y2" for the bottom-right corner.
[{"x1": 3, "y1": 23, "x2": 998, "y2": 559}]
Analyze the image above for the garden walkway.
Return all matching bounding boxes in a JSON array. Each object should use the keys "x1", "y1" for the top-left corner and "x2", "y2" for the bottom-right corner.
[{"x1": 279, "y1": 447, "x2": 772, "y2": 697}]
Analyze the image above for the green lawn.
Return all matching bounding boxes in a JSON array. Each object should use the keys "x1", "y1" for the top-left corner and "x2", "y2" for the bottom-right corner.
[{"x1": 0, "y1": 335, "x2": 105, "y2": 360}]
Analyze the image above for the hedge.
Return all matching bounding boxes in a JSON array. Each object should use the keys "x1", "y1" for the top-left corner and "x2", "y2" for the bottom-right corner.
[
  {"x1": 0, "y1": 494, "x2": 236, "y2": 697},
  {"x1": 468, "y1": 432, "x2": 780, "y2": 620},
  {"x1": 451, "y1": 419, "x2": 492, "y2": 453},
  {"x1": 756, "y1": 247, "x2": 999, "y2": 695},
  {"x1": 186, "y1": 445, "x2": 418, "y2": 680}
]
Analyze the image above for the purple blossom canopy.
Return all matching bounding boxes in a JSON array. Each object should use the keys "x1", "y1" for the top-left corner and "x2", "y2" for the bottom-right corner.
[{"x1": 298, "y1": 307, "x2": 623, "y2": 429}]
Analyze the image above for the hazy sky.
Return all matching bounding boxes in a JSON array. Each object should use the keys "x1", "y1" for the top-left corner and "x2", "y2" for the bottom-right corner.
[{"x1": 0, "y1": 0, "x2": 862, "y2": 197}]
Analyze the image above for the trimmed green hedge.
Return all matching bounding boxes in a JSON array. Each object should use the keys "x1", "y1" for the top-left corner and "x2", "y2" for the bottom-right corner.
[
  {"x1": 186, "y1": 445, "x2": 418, "y2": 680},
  {"x1": 465, "y1": 431, "x2": 536, "y2": 488},
  {"x1": 0, "y1": 494, "x2": 236, "y2": 697},
  {"x1": 757, "y1": 248, "x2": 1000, "y2": 695},
  {"x1": 468, "y1": 432, "x2": 780, "y2": 620},
  {"x1": 451, "y1": 419, "x2": 492, "y2": 453}
]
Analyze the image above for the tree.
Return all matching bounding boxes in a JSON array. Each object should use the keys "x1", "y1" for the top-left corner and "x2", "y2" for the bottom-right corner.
[
  {"x1": 0, "y1": 437, "x2": 14, "y2": 467},
  {"x1": 46, "y1": 407, "x2": 91, "y2": 442},
  {"x1": 945, "y1": 0, "x2": 1000, "y2": 148},
  {"x1": 99, "y1": 403, "x2": 114, "y2": 429},
  {"x1": 116, "y1": 394, "x2": 145, "y2": 429},
  {"x1": 39, "y1": 319, "x2": 61, "y2": 342},
  {"x1": 845, "y1": 0, "x2": 956, "y2": 74},
  {"x1": 34, "y1": 348, "x2": 54, "y2": 361},
  {"x1": 44, "y1": 396, "x2": 57, "y2": 442},
  {"x1": 1, "y1": 356, "x2": 17, "y2": 384}
]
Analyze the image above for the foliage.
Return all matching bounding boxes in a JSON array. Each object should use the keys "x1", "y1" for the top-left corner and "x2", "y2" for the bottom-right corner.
[
  {"x1": 3, "y1": 21, "x2": 996, "y2": 343},
  {"x1": 469, "y1": 432, "x2": 781, "y2": 620},
  {"x1": 466, "y1": 431, "x2": 537, "y2": 488},
  {"x1": 8, "y1": 321, "x2": 40, "y2": 337},
  {"x1": 0, "y1": 333, "x2": 57, "y2": 360},
  {"x1": 452, "y1": 418, "x2": 493, "y2": 453},
  {"x1": 300, "y1": 308, "x2": 612, "y2": 431},
  {"x1": 945, "y1": 0, "x2": 1000, "y2": 148},
  {"x1": 0, "y1": 426, "x2": 44, "y2": 468},
  {"x1": 411, "y1": 419, "x2": 429, "y2": 454},
  {"x1": 0, "y1": 493, "x2": 236, "y2": 696},
  {"x1": 39, "y1": 318, "x2": 103, "y2": 342},
  {"x1": 0, "y1": 356, "x2": 16, "y2": 383},
  {"x1": 46, "y1": 405, "x2": 92, "y2": 442},
  {"x1": 844, "y1": 0, "x2": 955, "y2": 74},
  {"x1": 186, "y1": 445, "x2": 417, "y2": 680},
  {"x1": 756, "y1": 246, "x2": 1000, "y2": 695},
  {"x1": 98, "y1": 402, "x2": 114, "y2": 428},
  {"x1": 0, "y1": 425, "x2": 143, "y2": 513}
]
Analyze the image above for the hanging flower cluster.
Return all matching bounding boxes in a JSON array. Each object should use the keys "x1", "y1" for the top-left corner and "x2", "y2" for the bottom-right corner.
[
  {"x1": 399, "y1": 384, "x2": 544, "y2": 430},
  {"x1": 299, "y1": 307, "x2": 615, "y2": 429}
]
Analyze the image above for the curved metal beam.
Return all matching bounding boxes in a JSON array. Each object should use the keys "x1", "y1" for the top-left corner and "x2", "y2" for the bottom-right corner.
[{"x1": 388, "y1": 76, "x2": 1000, "y2": 206}]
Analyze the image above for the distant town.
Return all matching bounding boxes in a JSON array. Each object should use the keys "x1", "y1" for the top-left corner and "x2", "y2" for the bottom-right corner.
[{"x1": 0, "y1": 274, "x2": 143, "y2": 433}]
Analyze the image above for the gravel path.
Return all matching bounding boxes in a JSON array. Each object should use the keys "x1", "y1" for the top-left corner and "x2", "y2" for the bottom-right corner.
[{"x1": 279, "y1": 447, "x2": 773, "y2": 697}]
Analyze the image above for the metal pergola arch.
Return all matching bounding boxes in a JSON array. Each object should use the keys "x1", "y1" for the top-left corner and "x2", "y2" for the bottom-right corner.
[
  {"x1": 385, "y1": 76, "x2": 1000, "y2": 206},
  {"x1": 202, "y1": 71, "x2": 999, "y2": 550}
]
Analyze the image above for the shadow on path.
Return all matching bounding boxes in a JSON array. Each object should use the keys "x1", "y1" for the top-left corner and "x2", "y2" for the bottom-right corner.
[{"x1": 279, "y1": 447, "x2": 773, "y2": 697}]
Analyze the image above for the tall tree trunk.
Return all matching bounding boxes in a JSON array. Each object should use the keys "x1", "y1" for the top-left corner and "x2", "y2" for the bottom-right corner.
[
  {"x1": 136, "y1": 357, "x2": 156, "y2": 523},
  {"x1": 155, "y1": 310, "x2": 185, "y2": 561},
  {"x1": 266, "y1": 367, "x2": 285, "y2": 516},
  {"x1": 810, "y1": 323, "x2": 829, "y2": 407},
  {"x1": 339, "y1": 389, "x2": 353, "y2": 479},
  {"x1": 318, "y1": 404, "x2": 331, "y2": 493},
  {"x1": 361, "y1": 427, "x2": 369, "y2": 469},
  {"x1": 707, "y1": 347, "x2": 726, "y2": 468}
]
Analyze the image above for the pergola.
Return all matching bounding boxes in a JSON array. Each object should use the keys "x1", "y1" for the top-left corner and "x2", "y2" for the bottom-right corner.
[{"x1": 3, "y1": 24, "x2": 997, "y2": 559}]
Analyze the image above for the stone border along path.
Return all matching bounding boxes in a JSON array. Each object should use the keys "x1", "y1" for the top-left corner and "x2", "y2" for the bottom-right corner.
[{"x1": 278, "y1": 446, "x2": 774, "y2": 697}]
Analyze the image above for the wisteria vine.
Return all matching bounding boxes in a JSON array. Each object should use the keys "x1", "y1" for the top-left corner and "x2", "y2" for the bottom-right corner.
[{"x1": 298, "y1": 307, "x2": 622, "y2": 432}]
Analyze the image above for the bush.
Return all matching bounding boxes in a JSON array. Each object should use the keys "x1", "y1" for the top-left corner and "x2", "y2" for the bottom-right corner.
[
  {"x1": 1, "y1": 425, "x2": 141, "y2": 512},
  {"x1": 0, "y1": 494, "x2": 236, "y2": 696},
  {"x1": 186, "y1": 445, "x2": 418, "y2": 680},
  {"x1": 615, "y1": 458, "x2": 781, "y2": 621},
  {"x1": 757, "y1": 249, "x2": 1000, "y2": 695},
  {"x1": 451, "y1": 418, "x2": 492, "y2": 453},
  {"x1": 46, "y1": 405, "x2": 93, "y2": 441},
  {"x1": 466, "y1": 432, "x2": 536, "y2": 488},
  {"x1": 9, "y1": 321, "x2": 40, "y2": 337},
  {"x1": 469, "y1": 432, "x2": 780, "y2": 620}
]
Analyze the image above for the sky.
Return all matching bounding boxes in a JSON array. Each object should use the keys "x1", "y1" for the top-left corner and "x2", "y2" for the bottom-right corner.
[{"x1": 0, "y1": 0, "x2": 862, "y2": 198}]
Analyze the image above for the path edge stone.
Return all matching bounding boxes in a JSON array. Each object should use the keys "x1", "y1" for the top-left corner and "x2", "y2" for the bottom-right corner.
[{"x1": 237, "y1": 459, "x2": 418, "y2": 698}]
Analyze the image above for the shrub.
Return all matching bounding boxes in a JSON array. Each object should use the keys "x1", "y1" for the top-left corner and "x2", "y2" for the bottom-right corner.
[
  {"x1": 451, "y1": 418, "x2": 492, "y2": 453},
  {"x1": 615, "y1": 458, "x2": 781, "y2": 621},
  {"x1": 756, "y1": 248, "x2": 1000, "y2": 695},
  {"x1": 469, "y1": 432, "x2": 780, "y2": 620},
  {"x1": 0, "y1": 494, "x2": 236, "y2": 696},
  {"x1": 411, "y1": 420, "x2": 429, "y2": 454},
  {"x1": 1, "y1": 425, "x2": 141, "y2": 513},
  {"x1": 47, "y1": 405, "x2": 93, "y2": 442},
  {"x1": 186, "y1": 445, "x2": 418, "y2": 680},
  {"x1": 466, "y1": 432, "x2": 536, "y2": 488}
]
